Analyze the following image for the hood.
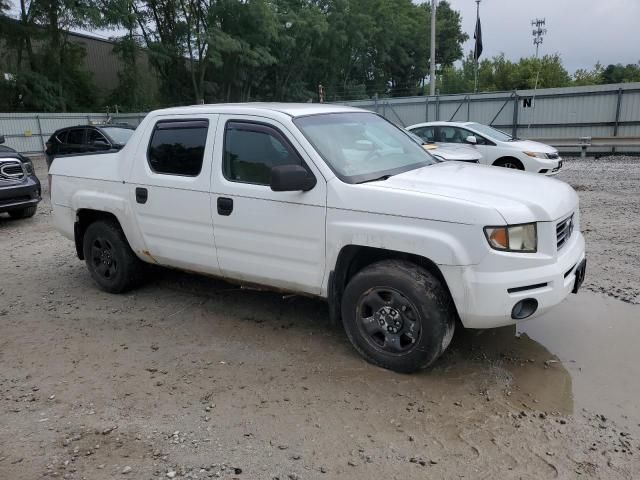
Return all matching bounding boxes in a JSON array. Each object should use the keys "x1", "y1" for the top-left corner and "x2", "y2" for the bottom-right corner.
[
  {"x1": 507, "y1": 139, "x2": 557, "y2": 154},
  {"x1": 372, "y1": 162, "x2": 577, "y2": 223},
  {"x1": 429, "y1": 144, "x2": 483, "y2": 161}
]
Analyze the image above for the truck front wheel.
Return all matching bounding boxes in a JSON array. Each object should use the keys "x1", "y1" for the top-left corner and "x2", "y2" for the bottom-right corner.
[
  {"x1": 341, "y1": 260, "x2": 456, "y2": 373},
  {"x1": 82, "y1": 220, "x2": 144, "y2": 293}
]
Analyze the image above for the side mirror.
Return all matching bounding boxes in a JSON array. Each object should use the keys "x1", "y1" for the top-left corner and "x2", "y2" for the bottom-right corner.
[
  {"x1": 0, "y1": 134, "x2": 5, "y2": 144},
  {"x1": 270, "y1": 165, "x2": 316, "y2": 192},
  {"x1": 465, "y1": 135, "x2": 477, "y2": 145}
]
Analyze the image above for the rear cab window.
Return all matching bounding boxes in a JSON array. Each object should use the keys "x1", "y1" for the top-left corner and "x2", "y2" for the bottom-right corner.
[{"x1": 147, "y1": 120, "x2": 208, "y2": 176}]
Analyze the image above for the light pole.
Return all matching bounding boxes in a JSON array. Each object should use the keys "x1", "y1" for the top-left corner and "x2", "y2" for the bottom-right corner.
[{"x1": 429, "y1": 0, "x2": 436, "y2": 96}]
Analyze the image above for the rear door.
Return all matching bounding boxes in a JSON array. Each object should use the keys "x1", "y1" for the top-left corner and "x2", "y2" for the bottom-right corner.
[
  {"x1": 210, "y1": 115, "x2": 326, "y2": 295},
  {"x1": 128, "y1": 114, "x2": 221, "y2": 274}
]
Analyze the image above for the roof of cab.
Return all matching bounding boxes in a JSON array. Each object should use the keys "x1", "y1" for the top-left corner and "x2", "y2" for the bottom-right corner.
[{"x1": 151, "y1": 102, "x2": 366, "y2": 118}]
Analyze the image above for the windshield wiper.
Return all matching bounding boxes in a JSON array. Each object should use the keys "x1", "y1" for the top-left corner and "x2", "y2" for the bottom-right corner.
[{"x1": 357, "y1": 174, "x2": 393, "y2": 184}]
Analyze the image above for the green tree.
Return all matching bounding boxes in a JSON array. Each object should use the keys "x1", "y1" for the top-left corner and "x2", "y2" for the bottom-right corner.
[{"x1": 601, "y1": 62, "x2": 640, "y2": 84}]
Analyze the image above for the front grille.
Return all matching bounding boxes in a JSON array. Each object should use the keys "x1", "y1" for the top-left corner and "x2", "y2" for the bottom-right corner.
[
  {"x1": 547, "y1": 153, "x2": 560, "y2": 159},
  {"x1": 556, "y1": 214, "x2": 574, "y2": 250},
  {"x1": 0, "y1": 160, "x2": 25, "y2": 180}
]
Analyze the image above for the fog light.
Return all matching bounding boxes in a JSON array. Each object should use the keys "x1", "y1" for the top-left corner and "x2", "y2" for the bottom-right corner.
[{"x1": 511, "y1": 298, "x2": 538, "y2": 320}]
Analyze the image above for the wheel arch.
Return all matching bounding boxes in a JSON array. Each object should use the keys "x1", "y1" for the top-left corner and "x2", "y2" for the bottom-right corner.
[
  {"x1": 328, "y1": 245, "x2": 459, "y2": 325},
  {"x1": 74, "y1": 209, "x2": 126, "y2": 260},
  {"x1": 493, "y1": 156, "x2": 524, "y2": 169}
]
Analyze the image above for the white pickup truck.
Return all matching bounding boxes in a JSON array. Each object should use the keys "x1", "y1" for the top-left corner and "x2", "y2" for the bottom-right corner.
[{"x1": 50, "y1": 104, "x2": 586, "y2": 373}]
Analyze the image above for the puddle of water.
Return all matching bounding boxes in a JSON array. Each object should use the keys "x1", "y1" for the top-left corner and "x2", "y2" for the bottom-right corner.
[
  {"x1": 455, "y1": 291, "x2": 640, "y2": 432},
  {"x1": 519, "y1": 291, "x2": 640, "y2": 427}
]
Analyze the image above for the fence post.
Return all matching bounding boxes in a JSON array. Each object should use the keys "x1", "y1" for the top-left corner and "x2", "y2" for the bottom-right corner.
[
  {"x1": 467, "y1": 95, "x2": 471, "y2": 121},
  {"x1": 436, "y1": 95, "x2": 440, "y2": 121},
  {"x1": 425, "y1": 96, "x2": 429, "y2": 122},
  {"x1": 612, "y1": 87, "x2": 623, "y2": 154},
  {"x1": 35, "y1": 115, "x2": 45, "y2": 154},
  {"x1": 512, "y1": 91, "x2": 519, "y2": 138},
  {"x1": 374, "y1": 93, "x2": 379, "y2": 114}
]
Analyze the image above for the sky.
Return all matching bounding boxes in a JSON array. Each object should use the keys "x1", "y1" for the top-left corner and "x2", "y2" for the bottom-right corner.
[{"x1": 447, "y1": 0, "x2": 640, "y2": 73}]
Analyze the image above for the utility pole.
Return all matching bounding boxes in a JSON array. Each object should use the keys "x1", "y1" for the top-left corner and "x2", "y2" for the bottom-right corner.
[
  {"x1": 429, "y1": 0, "x2": 436, "y2": 96},
  {"x1": 531, "y1": 18, "x2": 547, "y2": 58},
  {"x1": 529, "y1": 18, "x2": 547, "y2": 134},
  {"x1": 474, "y1": 0, "x2": 481, "y2": 93}
]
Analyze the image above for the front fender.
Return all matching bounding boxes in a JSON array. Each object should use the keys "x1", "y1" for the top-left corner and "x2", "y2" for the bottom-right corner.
[{"x1": 323, "y1": 209, "x2": 486, "y2": 296}]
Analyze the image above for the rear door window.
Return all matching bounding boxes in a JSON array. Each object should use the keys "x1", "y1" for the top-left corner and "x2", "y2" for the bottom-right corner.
[
  {"x1": 412, "y1": 126, "x2": 437, "y2": 142},
  {"x1": 147, "y1": 119, "x2": 209, "y2": 176}
]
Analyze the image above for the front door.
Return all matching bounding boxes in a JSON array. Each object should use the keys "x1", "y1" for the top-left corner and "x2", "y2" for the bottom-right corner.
[
  {"x1": 128, "y1": 114, "x2": 221, "y2": 275},
  {"x1": 437, "y1": 126, "x2": 492, "y2": 165},
  {"x1": 210, "y1": 115, "x2": 326, "y2": 295}
]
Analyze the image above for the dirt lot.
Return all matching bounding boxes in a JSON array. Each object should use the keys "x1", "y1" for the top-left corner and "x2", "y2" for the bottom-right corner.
[{"x1": 1, "y1": 156, "x2": 639, "y2": 479}]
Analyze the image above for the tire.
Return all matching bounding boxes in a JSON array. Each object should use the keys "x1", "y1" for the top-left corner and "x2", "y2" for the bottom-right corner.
[
  {"x1": 494, "y1": 157, "x2": 524, "y2": 170},
  {"x1": 341, "y1": 260, "x2": 456, "y2": 373},
  {"x1": 8, "y1": 205, "x2": 37, "y2": 219},
  {"x1": 82, "y1": 220, "x2": 144, "y2": 293}
]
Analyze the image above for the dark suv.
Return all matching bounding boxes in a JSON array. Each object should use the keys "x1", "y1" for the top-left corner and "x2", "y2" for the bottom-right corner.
[
  {"x1": 0, "y1": 134, "x2": 41, "y2": 219},
  {"x1": 45, "y1": 124, "x2": 135, "y2": 168}
]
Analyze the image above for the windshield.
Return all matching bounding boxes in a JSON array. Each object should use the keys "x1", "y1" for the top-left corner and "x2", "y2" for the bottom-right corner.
[
  {"x1": 294, "y1": 113, "x2": 436, "y2": 183},
  {"x1": 467, "y1": 123, "x2": 513, "y2": 142},
  {"x1": 102, "y1": 127, "x2": 134, "y2": 145}
]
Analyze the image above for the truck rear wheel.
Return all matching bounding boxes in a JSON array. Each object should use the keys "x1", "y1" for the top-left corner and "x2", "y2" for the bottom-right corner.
[
  {"x1": 82, "y1": 220, "x2": 144, "y2": 293},
  {"x1": 341, "y1": 260, "x2": 455, "y2": 373}
]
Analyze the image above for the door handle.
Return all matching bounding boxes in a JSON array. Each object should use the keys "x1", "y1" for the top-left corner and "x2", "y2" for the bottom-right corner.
[
  {"x1": 136, "y1": 187, "x2": 148, "y2": 204},
  {"x1": 217, "y1": 197, "x2": 233, "y2": 216}
]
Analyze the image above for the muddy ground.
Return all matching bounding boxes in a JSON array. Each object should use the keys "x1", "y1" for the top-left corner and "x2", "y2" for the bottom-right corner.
[{"x1": 1, "y1": 156, "x2": 639, "y2": 479}]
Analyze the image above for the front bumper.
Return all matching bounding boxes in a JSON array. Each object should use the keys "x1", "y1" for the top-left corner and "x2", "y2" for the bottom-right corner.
[
  {"x1": 523, "y1": 156, "x2": 562, "y2": 175},
  {"x1": 0, "y1": 175, "x2": 42, "y2": 213},
  {"x1": 440, "y1": 230, "x2": 586, "y2": 329}
]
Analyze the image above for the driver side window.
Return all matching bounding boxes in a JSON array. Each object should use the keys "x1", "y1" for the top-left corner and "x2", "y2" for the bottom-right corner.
[
  {"x1": 223, "y1": 121, "x2": 305, "y2": 185},
  {"x1": 460, "y1": 128, "x2": 487, "y2": 145},
  {"x1": 439, "y1": 126, "x2": 465, "y2": 144}
]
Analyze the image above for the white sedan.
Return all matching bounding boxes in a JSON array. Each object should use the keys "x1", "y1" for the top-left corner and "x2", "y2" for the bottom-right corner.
[
  {"x1": 407, "y1": 121, "x2": 563, "y2": 175},
  {"x1": 405, "y1": 130, "x2": 483, "y2": 163}
]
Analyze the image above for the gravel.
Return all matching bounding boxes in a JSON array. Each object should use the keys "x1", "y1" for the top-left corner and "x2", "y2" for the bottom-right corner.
[{"x1": 0, "y1": 155, "x2": 638, "y2": 479}]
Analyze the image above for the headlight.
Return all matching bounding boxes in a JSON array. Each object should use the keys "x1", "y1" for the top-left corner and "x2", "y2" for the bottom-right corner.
[
  {"x1": 22, "y1": 159, "x2": 34, "y2": 175},
  {"x1": 523, "y1": 151, "x2": 547, "y2": 158},
  {"x1": 484, "y1": 223, "x2": 537, "y2": 252}
]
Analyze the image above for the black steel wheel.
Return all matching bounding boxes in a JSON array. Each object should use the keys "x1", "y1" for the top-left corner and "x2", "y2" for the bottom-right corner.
[
  {"x1": 82, "y1": 220, "x2": 144, "y2": 293},
  {"x1": 341, "y1": 260, "x2": 456, "y2": 373},
  {"x1": 90, "y1": 236, "x2": 118, "y2": 281},
  {"x1": 356, "y1": 287, "x2": 421, "y2": 355}
]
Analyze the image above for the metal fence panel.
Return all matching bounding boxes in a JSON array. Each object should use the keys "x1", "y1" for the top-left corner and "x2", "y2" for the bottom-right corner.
[
  {"x1": 2, "y1": 82, "x2": 640, "y2": 154},
  {"x1": 339, "y1": 82, "x2": 640, "y2": 154}
]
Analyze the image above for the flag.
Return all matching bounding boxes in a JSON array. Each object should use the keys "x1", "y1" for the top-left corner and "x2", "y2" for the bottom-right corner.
[{"x1": 474, "y1": 16, "x2": 483, "y2": 60}]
